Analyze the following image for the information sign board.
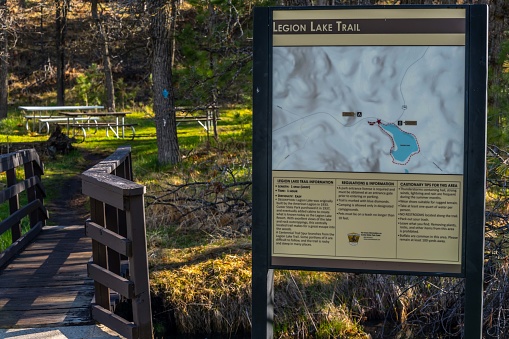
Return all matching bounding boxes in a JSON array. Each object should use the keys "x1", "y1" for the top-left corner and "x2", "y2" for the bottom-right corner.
[
  {"x1": 252, "y1": 5, "x2": 488, "y2": 338},
  {"x1": 256, "y1": 6, "x2": 486, "y2": 276}
]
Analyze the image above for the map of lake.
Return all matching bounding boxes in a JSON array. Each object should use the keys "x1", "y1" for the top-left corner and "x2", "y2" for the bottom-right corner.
[{"x1": 378, "y1": 123, "x2": 420, "y2": 165}]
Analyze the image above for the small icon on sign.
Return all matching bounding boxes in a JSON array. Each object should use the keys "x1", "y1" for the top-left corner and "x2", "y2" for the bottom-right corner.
[
  {"x1": 398, "y1": 120, "x2": 403, "y2": 126},
  {"x1": 347, "y1": 233, "x2": 360, "y2": 246},
  {"x1": 357, "y1": 112, "x2": 362, "y2": 117}
]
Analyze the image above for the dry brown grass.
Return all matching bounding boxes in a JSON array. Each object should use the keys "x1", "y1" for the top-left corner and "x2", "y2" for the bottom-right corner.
[
  {"x1": 274, "y1": 271, "x2": 368, "y2": 338},
  {"x1": 150, "y1": 243, "x2": 252, "y2": 335},
  {"x1": 147, "y1": 141, "x2": 509, "y2": 338}
]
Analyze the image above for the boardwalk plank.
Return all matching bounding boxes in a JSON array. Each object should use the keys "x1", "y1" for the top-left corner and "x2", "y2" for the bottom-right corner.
[
  {"x1": 3, "y1": 262, "x2": 88, "y2": 272},
  {"x1": 0, "y1": 277, "x2": 92, "y2": 288},
  {"x1": 0, "y1": 284, "x2": 94, "y2": 298},
  {"x1": 0, "y1": 291, "x2": 94, "y2": 311},
  {"x1": 0, "y1": 225, "x2": 95, "y2": 328},
  {"x1": 0, "y1": 268, "x2": 89, "y2": 279},
  {"x1": 14, "y1": 252, "x2": 91, "y2": 261},
  {"x1": 0, "y1": 308, "x2": 93, "y2": 327}
]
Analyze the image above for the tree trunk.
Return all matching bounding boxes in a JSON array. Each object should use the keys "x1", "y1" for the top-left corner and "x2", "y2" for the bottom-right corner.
[
  {"x1": 170, "y1": 0, "x2": 178, "y2": 70},
  {"x1": 487, "y1": 0, "x2": 509, "y2": 69},
  {"x1": 55, "y1": 0, "x2": 69, "y2": 105},
  {"x1": 91, "y1": 0, "x2": 115, "y2": 111},
  {"x1": 0, "y1": 0, "x2": 8, "y2": 119},
  {"x1": 150, "y1": 0, "x2": 180, "y2": 165}
]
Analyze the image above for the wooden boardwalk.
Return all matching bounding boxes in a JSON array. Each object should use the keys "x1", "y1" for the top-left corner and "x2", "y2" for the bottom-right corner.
[{"x1": 0, "y1": 225, "x2": 94, "y2": 328}]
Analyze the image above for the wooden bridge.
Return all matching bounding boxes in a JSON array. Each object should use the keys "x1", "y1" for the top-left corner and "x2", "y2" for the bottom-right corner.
[
  {"x1": 0, "y1": 148, "x2": 153, "y2": 338},
  {"x1": 0, "y1": 225, "x2": 93, "y2": 328}
]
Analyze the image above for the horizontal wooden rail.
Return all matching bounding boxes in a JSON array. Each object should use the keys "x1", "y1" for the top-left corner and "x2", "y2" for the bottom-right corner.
[
  {"x1": 0, "y1": 149, "x2": 43, "y2": 171},
  {"x1": 0, "y1": 176, "x2": 45, "y2": 204},
  {"x1": 92, "y1": 306, "x2": 138, "y2": 339},
  {"x1": 82, "y1": 146, "x2": 152, "y2": 339},
  {"x1": 86, "y1": 220, "x2": 132, "y2": 257},
  {"x1": 0, "y1": 149, "x2": 47, "y2": 269},
  {"x1": 88, "y1": 262, "x2": 135, "y2": 299},
  {"x1": 0, "y1": 221, "x2": 44, "y2": 269},
  {"x1": 0, "y1": 200, "x2": 47, "y2": 235}
]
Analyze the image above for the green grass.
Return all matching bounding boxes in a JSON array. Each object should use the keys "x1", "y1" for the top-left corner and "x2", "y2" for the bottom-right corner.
[
  {"x1": 0, "y1": 218, "x2": 31, "y2": 252},
  {"x1": 0, "y1": 107, "x2": 253, "y2": 248},
  {"x1": 61, "y1": 108, "x2": 253, "y2": 177},
  {"x1": 0, "y1": 106, "x2": 252, "y2": 173}
]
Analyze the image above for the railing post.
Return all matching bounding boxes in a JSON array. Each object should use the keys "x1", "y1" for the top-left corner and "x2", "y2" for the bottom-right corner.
[
  {"x1": 115, "y1": 154, "x2": 132, "y2": 181},
  {"x1": 23, "y1": 159, "x2": 38, "y2": 228},
  {"x1": 0, "y1": 149, "x2": 47, "y2": 269},
  {"x1": 126, "y1": 193, "x2": 152, "y2": 338},
  {"x1": 90, "y1": 197, "x2": 110, "y2": 311},
  {"x1": 83, "y1": 146, "x2": 153, "y2": 338},
  {"x1": 6, "y1": 167, "x2": 20, "y2": 242},
  {"x1": 105, "y1": 203, "x2": 121, "y2": 276}
]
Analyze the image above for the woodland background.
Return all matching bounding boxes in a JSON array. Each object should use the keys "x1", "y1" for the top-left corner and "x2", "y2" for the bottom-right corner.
[
  {"x1": 1, "y1": 0, "x2": 509, "y2": 338},
  {"x1": 0, "y1": 0, "x2": 507, "y2": 162}
]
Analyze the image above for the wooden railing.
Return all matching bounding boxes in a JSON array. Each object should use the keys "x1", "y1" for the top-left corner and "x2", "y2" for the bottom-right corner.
[
  {"x1": 82, "y1": 146, "x2": 153, "y2": 339},
  {"x1": 0, "y1": 149, "x2": 48, "y2": 268}
]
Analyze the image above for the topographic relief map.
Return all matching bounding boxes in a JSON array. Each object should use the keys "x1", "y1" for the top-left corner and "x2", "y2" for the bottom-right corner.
[{"x1": 272, "y1": 46, "x2": 465, "y2": 174}]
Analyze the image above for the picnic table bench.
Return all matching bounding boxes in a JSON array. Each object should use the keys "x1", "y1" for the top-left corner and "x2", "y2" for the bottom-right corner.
[
  {"x1": 39, "y1": 116, "x2": 101, "y2": 135},
  {"x1": 19, "y1": 105, "x2": 104, "y2": 134},
  {"x1": 175, "y1": 116, "x2": 219, "y2": 129},
  {"x1": 56, "y1": 122, "x2": 137, "y2": 142},
  {"x1": 58, "y1": 111, "x2": 135, "y2": 141}
]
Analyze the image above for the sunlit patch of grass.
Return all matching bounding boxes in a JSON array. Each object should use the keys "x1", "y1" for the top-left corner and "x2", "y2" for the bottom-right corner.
[
  {"x1": 148, "y1": 224, "x2": 250, "y2": 265},
  {"x1": 316, "y1": 305, "x2": 366, "y2": 338},
  {"x1": 150, "y1": 247, "x2": 252, "y2": 335},
  {"x1": 0, "y1": 115, "x2": 28, "y2": 135},
  {"x1": 141, "y1": 135, "x2": 252, "y2": 187},
  {"x1": 0, "y1": 217, "x2": 31, "y2": 252},
  {"x1": 149, "y1": 244, "x2": 368, "y2": 338},
  {"x1": 0, "y1": 113, "x2": 48, "y2": 151},
  {"x1": 273, "y1": 270, "x2": 369, "y2": 338}
]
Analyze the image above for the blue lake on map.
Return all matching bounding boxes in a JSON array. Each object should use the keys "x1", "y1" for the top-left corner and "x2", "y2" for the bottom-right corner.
[{"x1": 379, "y1": 124, "x2": 419, "y2": 163}]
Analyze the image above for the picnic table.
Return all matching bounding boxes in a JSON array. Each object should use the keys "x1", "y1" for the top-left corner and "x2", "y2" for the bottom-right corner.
[
  {"x1": 175, "y1": 106, "x2": 219, "y2": 132},
  {"x1": 19, "y1": 105, "x2": 104, "y2": 134},
  {"x1": 59, "y1": 111, "x2": 135, "y2": 141}
]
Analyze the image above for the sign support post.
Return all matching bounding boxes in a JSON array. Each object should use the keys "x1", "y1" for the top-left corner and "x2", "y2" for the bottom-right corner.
[
  {"x1": 463, "y1": 5, "x2": 488, "y2": 338},
  {"x1": 253, "y1": 6, "x2": 274, "y2": 339}
]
